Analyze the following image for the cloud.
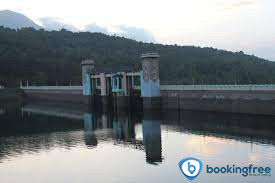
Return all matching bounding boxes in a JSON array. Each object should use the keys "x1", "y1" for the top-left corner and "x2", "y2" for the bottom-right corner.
[
  {"x1": 39, "y1": 17, "x2": 78, "y2": 32},
  {"x1": 232, "y1": 1, "x2": 256, "y2": 7},
  {"x1": 223, "y1": 0, "x2": 259, "y2": 9},
  {"x1": 84, "y1": 23, "x2": 155, "y2": 43},
  {"x1": 115, "y1": 25, "x2": 155, "y2": 43},
  {"x1": 84, "y1": 23, "x2": 108, "y2": 34}
]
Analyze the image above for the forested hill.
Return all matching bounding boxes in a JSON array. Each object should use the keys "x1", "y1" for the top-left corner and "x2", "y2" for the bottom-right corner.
[{"x1": 1, "y1": 26, "x2": 275, "y2": 87}]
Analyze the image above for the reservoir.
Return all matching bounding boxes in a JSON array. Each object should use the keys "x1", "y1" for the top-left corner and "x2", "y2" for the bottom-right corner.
[{"x1": 0, "y1": 102, "x2": 274, "y2": 183}]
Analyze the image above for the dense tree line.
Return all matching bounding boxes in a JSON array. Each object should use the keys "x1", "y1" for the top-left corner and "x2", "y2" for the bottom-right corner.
[{"x1": 0, "y1": 26, "x2": 275, "y2": 87}]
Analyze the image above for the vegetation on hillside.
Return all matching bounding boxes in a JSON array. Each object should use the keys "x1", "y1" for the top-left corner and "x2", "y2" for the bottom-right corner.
[{"x1": 1, "y1": 26, "x2": 275, "y2": 87}]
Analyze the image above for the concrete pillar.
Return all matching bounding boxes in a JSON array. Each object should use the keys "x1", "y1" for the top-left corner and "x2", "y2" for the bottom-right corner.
[
  {"x1": 100, "y1": 73, "x2": 107, "y2": 96},
  {"x1": 106, "y1": 77, "x2": 110, "y2": 95},
  {"x1": 141, "y1": 52, "x2": 161, "y2": 109},
  {"x1": 120, "y1": 73, "x2": 130, "y2": 109},
  {"x1": 100, "y1": 73, "x2": 110, "y2": 107},
  {"x1": 81, "y1": 60, "x2": 95, "y2": 96},
  {"x1": 122, "y1": 72, "x2": 127, "y2": 96},
  {"x1": 91, "y1": 78, "x2": 97, "y2": 95}
]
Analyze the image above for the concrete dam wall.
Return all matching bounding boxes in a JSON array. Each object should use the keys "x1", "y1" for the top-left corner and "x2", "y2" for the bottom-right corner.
[
  {"x1": 23, "y1": 87, "x2": 89, "y2": 105},
  {"x1": 22, "y1": 87, "x2": 142, "y2": 110},
  {"x1": 22, "y1": 86, "x2": 275, "y2": 116},
  {"x1": 162, "y1": 89, "x2": 275, "y2": 115}
]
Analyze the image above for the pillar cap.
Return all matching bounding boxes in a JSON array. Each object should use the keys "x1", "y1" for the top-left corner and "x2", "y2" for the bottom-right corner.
[
  {"x1": 141, "y1": 52, "x2": 160, "y2": 59},
  {"x1": 81, "y1": 60, "x2": 95, "y2": 66}
]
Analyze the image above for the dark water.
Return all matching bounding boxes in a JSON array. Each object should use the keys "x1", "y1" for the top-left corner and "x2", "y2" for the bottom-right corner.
[{"x1": 0, "y1": 103, "x2": 274, "y2": 183}]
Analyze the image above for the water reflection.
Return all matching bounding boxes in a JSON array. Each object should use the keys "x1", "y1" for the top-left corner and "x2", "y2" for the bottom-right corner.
[
  {"x1": 0, "y1": 108, "x2": 5, "y2": 115},
  {"x1": 143, "y1": 120, "x2": 162, "y2": 164},
  {"x1": 0, "y1": 102, "x2": 275, "y2": 170},
  {"x1": 162, "y1": 110, "x2": 275, "y2": 146},
  {"x1": 83, "y1": 113, "x2": 97, "y2": 148}
]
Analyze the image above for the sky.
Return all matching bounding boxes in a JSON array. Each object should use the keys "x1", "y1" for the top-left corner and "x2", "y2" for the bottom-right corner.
[{"x1": 1, "y1": 0, "x2": 275, "y2": 60}]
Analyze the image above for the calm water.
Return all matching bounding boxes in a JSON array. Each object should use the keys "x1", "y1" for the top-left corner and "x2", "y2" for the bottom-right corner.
[{"x1": 0, "y1": 102, "x2": 274, "y2": 183}]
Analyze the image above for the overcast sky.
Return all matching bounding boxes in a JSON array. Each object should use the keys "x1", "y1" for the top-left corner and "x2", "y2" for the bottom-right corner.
[{"x1": 1, "y1": 0, "x2": 275, "y2": 60}]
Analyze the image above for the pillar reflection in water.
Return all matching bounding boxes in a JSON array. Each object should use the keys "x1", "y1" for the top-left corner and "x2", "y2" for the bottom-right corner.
[
  {"x1": 0, "y1": 108, "x2": 5, "y2": 115},
  {"x1": 83, "y1": 113, "x2": 98, "y2": 148},
  {"x1": 113, "y1": 111, "x2": 136, "y2": 142},
  {"x1": 101, "y1": 114, "x2": 109, "y2": 129},
  {"x1": 142, "y1": 119, "x2": 162, "y2": 164}
]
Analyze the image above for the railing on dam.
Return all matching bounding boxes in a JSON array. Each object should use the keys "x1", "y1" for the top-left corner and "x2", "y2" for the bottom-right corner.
[
  {"x1": 160, "y1": 84, "x2": 275, "y2": 91},
  {"x1": 21, "y1": 84, "x2": 275, "y2": 91},
  {"x1": 21, "y1": 86, "x2": 82, "y2": 90}
]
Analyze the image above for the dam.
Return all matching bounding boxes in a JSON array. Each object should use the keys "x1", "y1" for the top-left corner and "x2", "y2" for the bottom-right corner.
[{"x1": 21, "y1": 52, "x2": 275, "y2": 115}]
